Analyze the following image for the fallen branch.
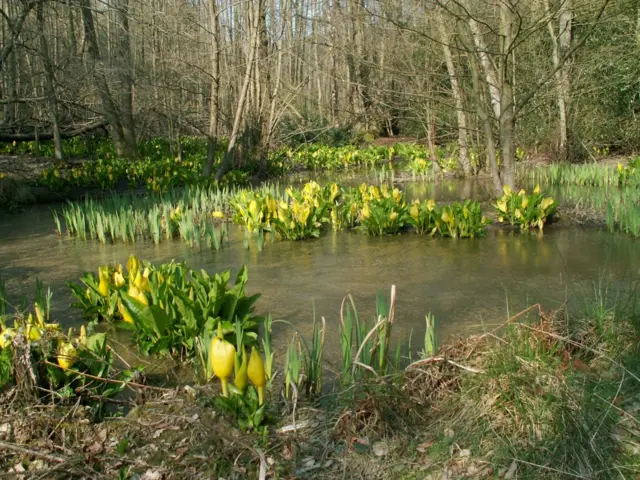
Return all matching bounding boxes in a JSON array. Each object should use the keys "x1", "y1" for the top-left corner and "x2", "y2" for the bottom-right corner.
[
  {"x1": 0, "y1": 121, "x2": 107, "y2": 142},
  {"x1": 0, "y1": 440, "x2": 66, "y2": 463}
]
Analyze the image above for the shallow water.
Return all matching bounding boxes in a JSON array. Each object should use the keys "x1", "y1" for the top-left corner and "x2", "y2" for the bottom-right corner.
[{"x1": 1, "y1": 179, "x2": 638, "y2": 365}]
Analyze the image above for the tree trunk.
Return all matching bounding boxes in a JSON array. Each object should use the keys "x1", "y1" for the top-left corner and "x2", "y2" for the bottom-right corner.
[
  {"x1": 203, "y1": 0, "x2": 221, "y2": 177},
  {"x1": 439, "y1": 17, "x2": 471, "y2": 175},
  {"x1": 468, "y1": 38, "x2": 502, "y2": 195},
  {"x1": 214, "y1": 0, "x2": 260, "y2": 181},
  {"x1": 79, "y1": 0, "x2": 128, "y2": 157},
  {"x1": 543, "y1": 0, "x2": 572, "y2": 160},
  {"x1": 37, "y1": 1, "x2": 64, "y2": 161},
  {"x1": 464, "y1": 6, "x2": 501, "y2": 120},
  {"x1": 498, "y1": 2, "x2": 516, "y2": 189},
  {"x1": 114, "y1": 0, "x2": 138, "y2": 158}
]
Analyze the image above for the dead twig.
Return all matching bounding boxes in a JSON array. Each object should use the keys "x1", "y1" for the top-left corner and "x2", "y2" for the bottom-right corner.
[
  {"x1": 0, "y1": 440, "x2": 66, "y2": 463},
  {"x1": 43, "y1": 361, "x2": 173, "y2": 393}
]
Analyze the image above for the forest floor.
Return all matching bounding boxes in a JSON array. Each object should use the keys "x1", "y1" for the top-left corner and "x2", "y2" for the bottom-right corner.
[{"x1": 1, "y1": 303, "x2": 639, "y2": 479}]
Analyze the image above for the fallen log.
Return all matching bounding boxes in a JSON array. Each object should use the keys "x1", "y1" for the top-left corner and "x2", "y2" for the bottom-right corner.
[{"x1": 0, "y1": 121, "x2": 107, "y2": 142}]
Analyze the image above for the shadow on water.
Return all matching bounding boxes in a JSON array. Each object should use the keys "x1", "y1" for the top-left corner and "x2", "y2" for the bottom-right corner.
[{"x1": 1, "y1": 178, "x2": 638, "y2": 362}]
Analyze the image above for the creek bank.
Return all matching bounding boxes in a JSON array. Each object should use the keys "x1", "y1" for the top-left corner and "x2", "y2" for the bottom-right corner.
[{"x1": 1, "y1": 300, "x2": 638, "y2": 479}]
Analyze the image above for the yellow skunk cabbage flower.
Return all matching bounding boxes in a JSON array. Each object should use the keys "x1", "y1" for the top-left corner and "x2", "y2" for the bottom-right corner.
[
  {"x1": 503, "y1": 184, "x2": 512, "y2": 197},
  {"x1": 389, "y1": 210, "x2": 398, "y2": 221},
  {"x1": 210, "y1": 327, "x2": 236, "y2": 397},
  {"x1": 441, "y1": 210, "x2": 451, "y2": 223},
  {"x1": 98, "y1": 266, "x2": 110, "y2": 297},
  {"x1": 26, "y1": 324, "x2": 42, "y2": 342},
  {"x1": 134, "y1": 268, "x2": 151, "y2": 292},
  {"x1": 118, "y1": 299, "x2": 134, "y2": 324},
  {"x1": 426, "y1": 199, "x2": 436, "y2": 212},
  {"x1": 410, "y1": 202, "x2": 419, "y2": 219},
  {"x1": 0, "y1": 328, "x2": 15, "y2": 349},
  {"x1": 248, "y1": 200, "x2": 259, "y2": 218},
  {"x1": 496, "y1": 200, "x2": 507, "y2": 213},
  {"x1": 617, "y1": 162, "x2": 623, "y2": 172},
  {"x1": 35, "y1": 303, "x2": 45, "y2": 326},
  {"x1": 127, "y1": 255, "x2": 140, "y2": 279},
  {"x1": 330, "y1": 183, "x2": 340, "y2": 202},
  {"x1": 533, "y1": 185, "x2": 541, "y2": 195},
  {"x1": 113, "y1": 270, "x2": 125, "y2": 288},
  {"x1": 361, "y1": 203, "x2": 371, "y2": 220},
  {"x1": 515, "y1": 209, "x2": 522, "y2": 219},
  {"x1": 540, "y1": 197, "x2": 555, "y2": 211},
  {"x1": 128, "y1": 285, "x2": 149, "y2": 306},
  {"x1": 58, "y1": 342, "x2": 77, "y2": 370},
  {"x1": 79, "y1": 325, "x2": 87, "y2": 346},
  {"x1": 248, "y1": 347, "x2": 267, "y2": 405},
  {"x1": 212, "y1": 211, "x2": 225, "y2": 219},
  {"x1": 521, "y1": 196, "x2": 529, "y2": 209},
  {"x1": 518, "y1": 189, "x2": 526, "y2": 196},
  {"x1": 235, "y1": 349, "x2": 248, "y2": 392},
  {"x1": 392, "y1": 188, "x2": 402, "y2": 203}
]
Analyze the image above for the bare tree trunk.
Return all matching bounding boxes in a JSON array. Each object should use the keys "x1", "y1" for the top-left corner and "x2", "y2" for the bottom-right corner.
[
  {"x1": 79, "y1": 0, "x2": 128, "y2": 156},
  {"x1": 115, "y1": 0, "x2": 138, "y2": 158},
  {"x1": 203, "y1": 0, "x2": 220, "y2": 177},
  {"x1": 37, "y1": 0, "x2": 64, "y2": 161},
  {"x1": 327, "y1": 0, "x2": 339, "y2": 127},
  {"x1": 439, "y1": 17, "x2": 470, "y2": 175},
  {"x1": 464, "y1": 6, "x2": 501, "y2": 120},
  {"x1": 558, "y1": 0, "x2": 572, "y2": 159},
  {"x1": 499, "y1": 2, "x2": 516, "y2": 189},
  {"x1": 468, "y1": 37, "x2": 502, "y2": 195},
  {"x1": 214, "y1": 0, "x2": 260, "y2": 181}
]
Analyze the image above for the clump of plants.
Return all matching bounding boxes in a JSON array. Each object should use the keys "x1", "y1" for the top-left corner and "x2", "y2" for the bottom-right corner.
[
  {"x1": 57, "y1": 185, "x2": 232, "y2": 248},
  {"x1": 434, "y1": 200, "x2": 491, "y2": 238},
  {"x1": 618, "y1": 157, "x2": 640, "y2": 187},
  {"x1": 271, "y1": 182, "x2": 331, "y2": 240},
  {"x1": 605, "y1": 188, "x2": 640, "y2": 238},
  {"x1": 494, "y1": 185, "x2": 557, "y2": 230},
  {"x1": 69, "y1": 255, "x2": 264, "y2": 358},
  {"x1": 356, "y1": 184, "x2": 409, "y2": 235},
  {"x1": 0, "y1": 280, "x2": 137, "y2": 411},
  {"x1": 407, "y1": 199, "x2": 438, "y2": 234}
]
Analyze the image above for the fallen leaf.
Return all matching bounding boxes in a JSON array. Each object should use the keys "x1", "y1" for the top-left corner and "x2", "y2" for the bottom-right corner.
[
  {"x1": 459, "y1": 449, "x2": 471, "y2": 458},
  {"x1": 373, "y1": 441, "x2": 389, "y2": 457},
  {"x1": 416, "y1": 440, "x2": 435, "y2": 453},
  {"x1": 140, "y1": 469, "x2": 163, "y2": 480},
  {"x1": 86, "y1": 441, "x2": 103, "y2": 455},
  {"x1": 504, "y1": 460, "x2": 517, "y2": 479}
]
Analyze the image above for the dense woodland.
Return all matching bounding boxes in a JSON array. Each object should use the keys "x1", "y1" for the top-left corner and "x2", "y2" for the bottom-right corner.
[{"x1": 0, "y1": 0, "x2": 637, "y2": 189}]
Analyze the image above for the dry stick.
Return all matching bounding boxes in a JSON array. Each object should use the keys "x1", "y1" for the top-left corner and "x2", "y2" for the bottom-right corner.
[
  {"x1": 0, "y1": 441, "x2": 66, "y2": 463},
  {"x1": 381, "y1": 285, "x2": 396, "y2": 372},
  {"x1": 350, "y1": 317, "x2": 387, "y2": 380},
  {"x1": 43, "y1": 361, "x2": 173, "y2": 393},
  {"x1": 47, "y1": 397, "x2": 81, "y2": 440}
]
